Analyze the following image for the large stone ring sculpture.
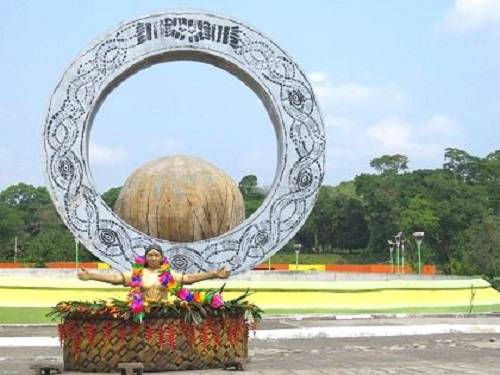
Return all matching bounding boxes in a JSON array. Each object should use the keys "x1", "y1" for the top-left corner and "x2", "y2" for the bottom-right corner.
[{"x1": 43, "y1": 11, "x2": 325, "y2": 274}]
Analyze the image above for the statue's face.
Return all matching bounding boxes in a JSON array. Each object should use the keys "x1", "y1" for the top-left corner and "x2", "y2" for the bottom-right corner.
[{"x1": 145, "y1": 249, "x2": 162, "y2": 269}]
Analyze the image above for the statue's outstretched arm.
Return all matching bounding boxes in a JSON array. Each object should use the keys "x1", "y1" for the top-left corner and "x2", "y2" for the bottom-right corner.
[
  {"x1": 181, "y1": 267, "x2": 230, "y2": 285},
  {"x1": 77, "y1": 268, "x2": 124, "y2": 285}
]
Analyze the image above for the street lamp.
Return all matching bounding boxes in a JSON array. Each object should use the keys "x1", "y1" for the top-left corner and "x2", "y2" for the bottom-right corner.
[
  {"x1": 413, "y1": 232, "x2": 425, "y2": 274},
  {"x1": 13, "y1": 236, "x2": 18, "y2": 263},
  {"x1": 394, "y1": 232, "x2": 402, "y2": 273},
  {"x1": 75, "y1": 238, "x2": 79, "y2": 274},
  {"x1": 400, "y1": 235, "x2": 406, "y2": 274},
  {"x1": 293, "y1": 243, "x2": 302, "y2": 271},
  {"x1": 387, "y1": 240, "x2": 395, "y2": 273}
]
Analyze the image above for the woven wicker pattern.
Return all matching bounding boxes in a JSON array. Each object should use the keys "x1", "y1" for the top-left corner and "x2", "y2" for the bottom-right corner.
[{"x1": 61, "y1": 315, "x2": 248, "y2": 372}]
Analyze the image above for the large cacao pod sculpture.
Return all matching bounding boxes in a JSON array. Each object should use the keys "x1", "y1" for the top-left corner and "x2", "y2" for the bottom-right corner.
[{"x1": 114, "y1": 155, "x2": 245, "y2": 242}]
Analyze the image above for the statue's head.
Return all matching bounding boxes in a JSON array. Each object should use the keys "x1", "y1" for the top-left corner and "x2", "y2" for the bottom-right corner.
[{"x1": 144, "y1": 244, "x2": 164, "y2": 269}]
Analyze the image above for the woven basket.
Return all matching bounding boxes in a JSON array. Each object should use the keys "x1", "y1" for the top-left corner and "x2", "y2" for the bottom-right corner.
[{"x1": 60, "y1": 314, "x2": 248, "y2": 372}]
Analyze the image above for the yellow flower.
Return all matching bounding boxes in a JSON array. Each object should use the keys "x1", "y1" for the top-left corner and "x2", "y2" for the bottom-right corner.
[
  {"x1": 160, "y1": 264, "x2": 170, "y2": 271},
  {"x1": 132, "y1": 269, "x2": 142, "y2": 276},
  {"x1": 194, "y1": 291, "x2": 206, "y2": 303},
  {"x1": 168, "y1": 279, "x2": 177, "y2": 289}
]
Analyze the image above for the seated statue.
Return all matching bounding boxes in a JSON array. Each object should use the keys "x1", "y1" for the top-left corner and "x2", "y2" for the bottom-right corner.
[{"x1": 78, "y1": 244, "x2": 230, "y2": 303}]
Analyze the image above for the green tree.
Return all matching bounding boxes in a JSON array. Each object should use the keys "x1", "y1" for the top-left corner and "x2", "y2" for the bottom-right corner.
[
  {"x1": 370, "y1": 154, "x2": 409, "y2": 175},
  {"x1": 238, "y1": 175, "x2": 265, "y2": 218},
  {"x1": 0, "y1": 203, "x2": 24, "y2": 260},
  {"x1": 481, "y1": 150, "x2": 500, "y2": 215},
  {"x1": 0, "y1": 203, "x2": 23, "y2": 238},
  {"x1": 329, "y1": 193, "x2": 369, "y2": 249},
  {"x1": 296, "y1": 186, "x2": 369, "y2": 252},
  {"x1": 0, "y1": 183, "x2": 51, "y2": 209},
  {"x1": 0, "y1": 183, "x2": 99, "y2": 263},
  {"x1": 21, "y1": 227, "x2": 97, "y2": 265},
  {"x1": 454, "y1": 215, "x2": 499, "y2": 278},
  {"x1": 239, "y1": 175, "x2": 258, "y2": 196},
  {"x1": 428, "y1": 172, "x2": 488, "y2": 271},
  {"x1": 443, "y1": 147, "x2": 482, "y2": 183},
  {"x1": 0, "y1": 183, "x2": 51, "y2": 235},
  {"x1": 401, "y1": 196, "x2": 439, "y2": 235},
  {"x1": 101, "y1": 186, "x2": 122, "y2": 210},
  {"x1": 354, "y1": 173, "x2": 400, "y2": 256}
]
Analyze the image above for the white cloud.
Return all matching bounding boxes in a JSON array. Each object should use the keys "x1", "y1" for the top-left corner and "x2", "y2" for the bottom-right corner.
[
  {"x1": 418, "y1": 114, "x2": 464, "y2": 137},
  {"x1": 308, "y1": 71, "x2": 328, "y2": 84},
  {"x1": 89, "y1": 143, "x2": 127, "y2": 165},
  {"x1": 442, "y1": 0, "x2": 500, "y2": 32},
  {"x1": 365, "y1": 115, "x2": 464, "y2": 158},
  {"x1": 366, "y1": 117, "x2": 413, "y2": 151},
  {"x1": 307, "y1": 72, "x2": 466, "y2": 183},
  {"x1": 308, "y1": 72, "x2": 407, "y2": 111},
  {"x1": 323, "y1": 113, "x2": 465, "y2": 183},
  {"x1": 324, "y1": 115, "x2": 356, "y2": 131},
  {"x1": 0, "y1": 160, "x2": 43, "y2": 191}
]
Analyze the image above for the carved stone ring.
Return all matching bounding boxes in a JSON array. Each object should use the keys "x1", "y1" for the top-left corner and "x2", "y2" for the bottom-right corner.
[{"x1": 43, "y1": 11, "x2": 325, "y2": 274}]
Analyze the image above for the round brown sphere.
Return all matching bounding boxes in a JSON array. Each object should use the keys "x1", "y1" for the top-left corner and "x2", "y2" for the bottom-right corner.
[{"x1": 114, "y1": 155, "x2": 245, "y2": 242}]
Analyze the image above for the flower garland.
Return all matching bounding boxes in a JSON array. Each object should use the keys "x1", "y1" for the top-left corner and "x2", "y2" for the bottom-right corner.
[
  {"x1": 128, "y1": 255, "x2": 224, "y2": 323},
  {"x1": 128, "y1": 255, "x2": 177, "y2": 322}
]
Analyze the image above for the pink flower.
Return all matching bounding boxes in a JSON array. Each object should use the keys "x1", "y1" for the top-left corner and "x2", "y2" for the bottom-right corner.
[
  {"x1": 177, "y1": 288, "x2": 190, "y2": 300},
  {"x1": 210, "y1": 293, "x2": 224, "y2": 309},
  {"x1": 134, "y1": 256, "x2": 145, "y2": 265},
  {"x1": 131, "y1": 303, "x2": 143, "y2": 313}
]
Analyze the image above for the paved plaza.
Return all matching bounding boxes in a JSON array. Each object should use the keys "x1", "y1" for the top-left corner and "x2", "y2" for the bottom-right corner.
[{"x1": 1, "y1": 316, "x2": 499, "y2": 374}]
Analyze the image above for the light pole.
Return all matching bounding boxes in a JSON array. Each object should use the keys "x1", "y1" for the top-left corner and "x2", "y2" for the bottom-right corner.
[
  {"x1": 413, "y1": 232, "x2": 424, "y2": 274},
  {"x1": 394, "y1": 232, "x2": 402, "y2": 273},
  {"x1": 13, "y1": 236, "x2": 18, "y2": 263},
  {"x1": 75, "y1": 238, "x2": 79, "y2": 274},
  {"x1": 293, "y1": 243, "x2": 302, "y2": 271},
  {"x1": 400, "y1": 235, "x2": 406, "y2": 274},
  {"x1": 387, "y1": 240, "x2": 395, "y2": 273}
]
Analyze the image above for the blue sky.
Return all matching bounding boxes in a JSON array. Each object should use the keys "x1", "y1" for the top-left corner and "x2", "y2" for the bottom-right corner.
[{"x1": 1, "y1": 0, "x2": 499, "y2": 192}]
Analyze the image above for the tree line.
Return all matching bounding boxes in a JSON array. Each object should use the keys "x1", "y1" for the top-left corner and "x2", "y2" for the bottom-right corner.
[
  {"x1": 0, "y1": 148, "x2": 498, "y2": 278},
  {"x1": 302, "y1": 149, "x2": 498, "y2": 278},
  {"x1": 239, "y1": 148, "x2": 499, "y2": 278}
]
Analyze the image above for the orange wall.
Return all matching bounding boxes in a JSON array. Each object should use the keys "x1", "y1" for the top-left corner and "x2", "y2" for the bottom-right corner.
[
  {"x1": 253, "y1": 263, "x2": 436, "y2": 275},
  {"x1": 45, "y1": 262, "x2": 98, "y2": 269},
  {"x1": 0, "y1": 262, "x2": 436, "y2": 274}
]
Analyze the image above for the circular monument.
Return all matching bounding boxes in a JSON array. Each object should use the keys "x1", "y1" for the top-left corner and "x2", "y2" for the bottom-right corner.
[
  {"x1": 43, "y1": 11, "x2": 326, "y2": 273},
  {"x1": 114, "y1": 155, "x2": 245, "y2": 242}
]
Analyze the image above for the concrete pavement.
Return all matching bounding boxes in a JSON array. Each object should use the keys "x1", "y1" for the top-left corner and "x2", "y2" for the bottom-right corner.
[
  {"x1": 1, "y1": 314, "x2": 500, "y2": 374},
  {"x1": 1, "y1": 334, "x2": 499, "y2": 374}
]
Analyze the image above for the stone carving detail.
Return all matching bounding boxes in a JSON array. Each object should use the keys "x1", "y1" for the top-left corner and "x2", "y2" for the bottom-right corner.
[
  {"x1": 136, "y1": 17, "x2": 241, "y2": 50},
  {"x1": 43, "y1": 11, "x2": 325, "y2": 273}
]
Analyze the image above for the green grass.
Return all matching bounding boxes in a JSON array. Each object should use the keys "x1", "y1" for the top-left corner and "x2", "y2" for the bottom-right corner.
[
  {"x1": 263, "y1": 304, "x2": 500, "y2": 315},
  {"x1": 0, "y1": 307, "x2": 54, "y2": 324},
  {"x1": 1, "y1": 305, "x2": 499, "y2": 324}
]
